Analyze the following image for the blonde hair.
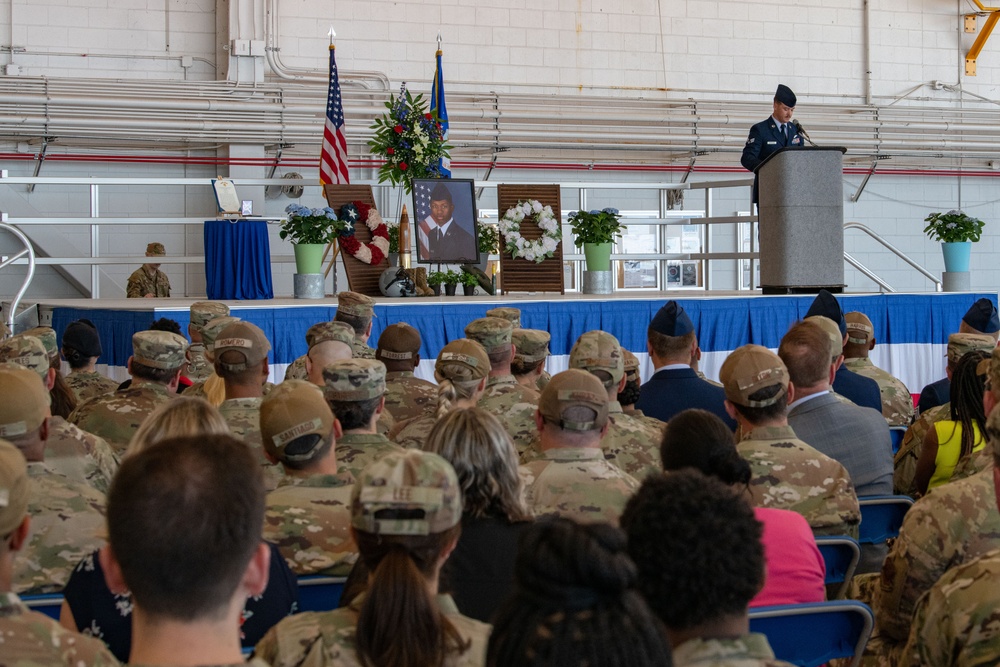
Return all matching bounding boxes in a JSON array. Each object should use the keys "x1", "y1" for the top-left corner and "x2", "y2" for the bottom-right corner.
[
  {"x1": 201, "y1": 373, "x2": 226, "y2": 407},
  {"x1": 127, "y1": 396, "x2": 230, "y2": 457},
  {"x1": 424, "y1": 407, "x2": 529, "y2": 522}
]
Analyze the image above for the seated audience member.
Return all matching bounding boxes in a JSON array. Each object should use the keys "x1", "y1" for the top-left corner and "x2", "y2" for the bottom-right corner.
[
  {"x1": 521, "y1": 369, "x2": 638, "y2": 526},
  {"x1": 377, "y1": 322, "x2": 437, "y2": 423},
  {"x1": 185, "y1": 301, "x2": 230, "y2": 383},
  {"x1": 510, "y1": 328, "x2": 551, "y2": 393},
  {"x1": 899, "y1": 406, "x2": 1000, "y2": 666},
  {"x1": 321, "y1": 359, "x2": 404, "y2": 479},
  {"x1": 915, "y1": 349, "x2": 989, "y2": 495},
  {"x1": 918, "y1": 297, "x2": 999, "y2": 415},
  {"x1": 60, "y1": 397, "x2": 296, "y2": 661},
  {"x1": 843, "y1": 311, "x2": 914, "y2": 427},
  {"x1": 335, "y1": 291, "x2": 377, "y2": 359},
  {"x1": 62, "y1": 318, "x2": 119, "y2": 403},
  {"x1": 69, "y1": 330, "x2": 188, "y2": 452},
  {"x1": 184, "y1": 315, "x2": 241, "y2": 405},
  {"x1": 619, "y1": 349, "x2": 666, "y2": 430},
  {"x1": 23, "y1": 326, "x2": 79, "y2": 419},
  {"x1": 391, "y1": 339, "x2": 491, "y2": 450},
  {"x1": 115, "y1": 318, "x2": 192, "y2": 393},
  {"x1": 260, "y1": 380, "x2": 356, "y2": 576},
  {"x1": 622, "y1": 469, "x2": 795, "y2": 666},
  {"x1": 722, "y1": 344, "x2": 860, "y2": 537},
  {"x1": 425, "y1": 407, "x2": 533, "y2": 622},
  {"x1": 487, "y1": 518, "x2": 673, "y2": 667},
  {"x1": 660, "y1": 409, "x2": 825, "y2": 607},
  {"x1": 0, "y1": 367, "x2": 106, "y2": 595},
  {"x1": 101, "y1": 434, "x2": 275, "y2": 666},
  {"x1": 255, "y1": 450, "x2": 491, "y2": 667},
  {"x1": 485, "y1": 307, "x2": 522, "y2": 328},
  {"x1": 283, "y1": 321, "x2": 354, "y2": 383},
  {"x1": 634, "y1": 301, "x2": 734, "y2": 428},
  {"x1": 0, "y1": 439, "x2": 118, "y2": 666}
]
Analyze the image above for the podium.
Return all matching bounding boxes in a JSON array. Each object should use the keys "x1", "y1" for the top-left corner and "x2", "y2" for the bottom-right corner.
[{"x1": 756, "y1": 146, "x2": 846, "y2": 294}]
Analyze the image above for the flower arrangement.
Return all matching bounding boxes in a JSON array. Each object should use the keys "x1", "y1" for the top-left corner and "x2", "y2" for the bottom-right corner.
[
  {"x1": 499, "y1": 200, "x2": 562, "y2": 263},
  {"x1": 478, "y1": 222, "x2": 500, "y2": 256},
  {"x1": 368, "y1": 89, "x2": 450, "y2": 193},
  {"x1": 386, "y1": 219, "x2": 400, "y2": 254},
  {"x1": 923, "y1": 210, "x2": 985, "y2": 243},
  {"x1": 280, "y1": 204, "x2": 345, "y2": 245},
  {"x1": 568, "y1": 208, "x2": 626, "y2": 246}
]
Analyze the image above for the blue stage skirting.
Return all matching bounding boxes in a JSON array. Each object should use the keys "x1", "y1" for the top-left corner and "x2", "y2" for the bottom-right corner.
[{"x1": 49, "y1": 292, "x2": 996, "y2": 393}]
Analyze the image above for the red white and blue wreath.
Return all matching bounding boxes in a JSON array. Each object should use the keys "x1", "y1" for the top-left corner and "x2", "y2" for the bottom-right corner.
[{"x1": 338, "y1": 201, "x2": 391, "y2": 265}]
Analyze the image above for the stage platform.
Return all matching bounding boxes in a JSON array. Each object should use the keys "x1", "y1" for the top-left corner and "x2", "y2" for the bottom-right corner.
[{"x1": 35, "y1": 290, "x2": 997, "y2": 394}]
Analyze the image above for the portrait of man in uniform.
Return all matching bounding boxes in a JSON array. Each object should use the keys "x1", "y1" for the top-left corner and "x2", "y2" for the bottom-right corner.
[{"x1": 412, "y1": 178, "x2": 479, "y2": 263}]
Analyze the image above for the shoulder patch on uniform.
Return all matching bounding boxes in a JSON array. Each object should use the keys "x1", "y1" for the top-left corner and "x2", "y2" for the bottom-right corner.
[{"x1": 747, "y1": 137, "x2": 756, "y2": 145}]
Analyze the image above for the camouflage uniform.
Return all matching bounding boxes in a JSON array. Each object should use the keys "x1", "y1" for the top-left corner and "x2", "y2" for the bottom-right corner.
[
  {"x1": 673, "y1": 634, "x2": 795, "y2": 667},
  {"x1": 187, "y1": 301, "x2": 230, "y2": 383},
  {"x1": 185, "y1": 342, "x2": 213, "y2": 383},
  {"x1": 65, "y1": 370, "x2": 119, "y2": 404},
  {"x1": 16, "y1": 461, "x2": 106, "y2": 594},
  {"x1": 900, "y1": 547, "x2": 1000, "y2": 667},
  {"x1": 844, "y1": 357, "x2": 914, "y2": 427},
  {"x1": 521, "y1": 447, "x2": 639, "y2": 526},
  {"x1": 69, "y1": 381, "x2": 175, "y2": 454},
  {"x1": 0, "y1": 591, "x2": 119, "y2": 666},
  {"x1": 390, "y1": 414, "x2": 436, "y2": 450},
  {"x1": 383, "y1": 370, "x2": 437, "y2": 423},
  {"x1": 45, "y1": 416, "x2": 119, "y2": 494},
  {"x1": 953, "y1": 446, "x2": 993, "y2": 481},
  {"x1": 334, "y1": 433, "x2": 405, "y2": 480},
  {"x1": 350, "y1": 337, "x2": 376, "y2": 359},
  {"x1": 738, "y1": 424, "x2": 861, "y2": 538},
  {"x1": 219, "y1": 396, "x2": 283, "y2": 489},
  {"x1": 125, "y1": 265, "x2": 170, "y2": 298},
  {"x1": 599, "y1": 401, "x2": 664, "y2": 480},
  {"x1": 479, "y1": 375, "x2": 539, "y2": 429},
  {"x1": 283, "y1": 355, "x2": 308, "y2": 381},
  {"x1": 263, "y1": 473, "x2": 357, "y2": 576},
  {"x1": 253, "y1": 593, "x2": 490, "y2": 667},
  {"x1": 894, "y1": 403, "x2": 950, "y2": 497}
]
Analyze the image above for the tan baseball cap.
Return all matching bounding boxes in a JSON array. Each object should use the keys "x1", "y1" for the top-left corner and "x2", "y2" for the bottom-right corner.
[
  {"x1": 322, "y1": 359, "x2": 387, "y2": 401},
  {"x1": 719, "y1": 345, "x2": 789, "y2": 408},
  {"x1": 845, "y1": 312, "x2": 874, "y2": 345},
  {"x1": 0, "y1": 367, "x2": 50, "y2": 439},
  {"x1": 622, "y1": 349, "x2": 640, "y2": 381},
  {"x1": 805, "y1": 316, "x2": 843, "y2": 357},
  {"x1": 260, "y1": 380, "x2": 335, "y2": 463},
  {"x1": 0, "y1": 335, "x2": 49, "y2": 380},
  {"x1": 464, "y1": 317, "x2": 513, "y2": 354},
  {"x1": 190, "y1": 302, "x2": 230, "y2": 330},
  {"x1": 132, "y1": 330, "x2": 188, "y2": 370},
  {"x1": 213, "y1": 321, "x2": 271, "y2": 371},
  {"x1": 201, "y1": 316, "x2": 242, "y2": 362},
  {"x1": 0, "y1": 439, "x2": 29, "y2": 537},
  {"x1": 377, "y1": 323, "x2": 421, "y2": 361},
  {"x1": 435, "y1": 339, "x2": 490, "y2": 382},
  {"x1": 538, "y1": 369, "x2": 610, "y2": 432},
  {"x1": 351, "y1": 449, "x2": 462, "y2": 536},
  {"x1": 22, "y1": 327, "x2": 58, "y2": 362},
  {"x1": 146, "y1": 242, "x2": 166, "y2": 256},
  {"x1": 336, "y1": 291, "x2": 376, "y2": 318},
  {"x1": 307, "y1": 321, "x2": 355, "y2": 349},
  {"x1": 512, "y1": 329, "x2": 550, "y2": 364},
  {"x1": 486, "y1": 307, "x2": 522, "y2": 328},
  {"x1": 948, "y1": 333, "x2": 996, "y2": 364},
  {"x1": 569, "y1": 330, "x2": 624, "y2": 386}
]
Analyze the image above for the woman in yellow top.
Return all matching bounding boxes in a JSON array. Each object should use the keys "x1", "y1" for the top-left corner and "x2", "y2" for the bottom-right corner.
[{"x1": 915, "y1": 349, "x2": 990, "y2": 495}]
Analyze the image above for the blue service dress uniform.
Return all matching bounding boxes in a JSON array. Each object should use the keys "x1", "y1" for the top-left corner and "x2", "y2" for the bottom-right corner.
[{"x1": 741, "y1": 118, "x2": 803, "y2": 203}]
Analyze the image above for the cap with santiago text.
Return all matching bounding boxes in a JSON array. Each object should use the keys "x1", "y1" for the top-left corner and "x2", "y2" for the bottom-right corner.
[
  {"x1": 260, "y1": 379, "x2": 335, "y2": 463},
  {"x1": 538, "y1": 369, "x2": 610, "y2": 432},
  {"x1": 720, "y1": 345, "x2": 789, "y2": 408}
]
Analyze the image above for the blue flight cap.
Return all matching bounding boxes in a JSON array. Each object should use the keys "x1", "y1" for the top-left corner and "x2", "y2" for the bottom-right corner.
[
  {"x1": 650, "y1": 301, "x2": 695, "y2": 336},
  {"x1": 774, "y1": 84, "x2": 796, "y2": 108},
  {"x1": 963, "y1": 298, "x2": 1000, "y2": 334},
  {"x1": 805, "y1": 290, "x2": 846, "y2": 337}
]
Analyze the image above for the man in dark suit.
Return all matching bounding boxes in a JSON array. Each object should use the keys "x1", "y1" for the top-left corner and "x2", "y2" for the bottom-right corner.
[
  {"x1": 634, "y1": 301, "x2": 735, "y2": 429},
  {"x1": 419, "y1": 182, "x2": 476, "y2": 262},
  {"x1": 741, "y1": 84, "x2": 803, "y2": 204}
]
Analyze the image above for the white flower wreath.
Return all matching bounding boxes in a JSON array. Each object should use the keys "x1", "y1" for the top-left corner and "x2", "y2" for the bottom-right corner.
[{"x1": 498, "y1": 200, "x2": 562, "y2": 264}]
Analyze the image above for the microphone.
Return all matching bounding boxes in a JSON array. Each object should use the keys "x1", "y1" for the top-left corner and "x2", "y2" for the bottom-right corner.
[{"x1": 792, "y1": 120, "x2": 816, "y2": 146}]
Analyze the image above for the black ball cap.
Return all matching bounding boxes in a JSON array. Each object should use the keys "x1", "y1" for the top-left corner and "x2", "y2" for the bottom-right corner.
[
  {"x1": 774, "y1": 84, "x2": 796, "y2": 108},
  {"x1": 805, "y1": 289, "x2": 846, "y2": 336},
  {"x1": 650, "y1": 301, "x2": 695, "y2": 336},
  {"x1": 963, "y1": 298, "x2": 1000, "y2": 333},
  {"x1": 62, "y1": 319, "x2": 103, "y2": 358}
]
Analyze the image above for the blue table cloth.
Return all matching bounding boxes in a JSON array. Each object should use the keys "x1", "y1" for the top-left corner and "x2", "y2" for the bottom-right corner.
[{"x1": 204, "y1": 220, "x2": 273, "y2": 300}]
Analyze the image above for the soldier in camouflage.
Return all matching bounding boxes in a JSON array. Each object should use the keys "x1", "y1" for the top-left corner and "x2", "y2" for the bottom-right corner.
[
  {"x1": 185, "y1": 301, "x2": 229, "y2": 383},
  {"x1": 335, "y1": 291, "x2": 377, "y2": 359},
  {"x1": 69, "y1": 330, "x2": 186, "y2": 453},
  {"x1": 0, "y1": 368, "x2": 106, "y2": 595},
  {"x1": 284, "y1": 320, "x2": 354, "y2": 382},
  {"x1": 0, "y1": 438, "x2": 118, "y2": 666},
  {"x1": 490, "y1": 308, "x2": 552, "y2": 391},
  {"x1": 521, "y1": 369, "x2": 639, "y2": 526},
  {"x1": 183, "y1": 314, "x2": 240, "y2": 406},
  {"x1": 61, "y1": 319, "x2": 119, "y2": 403},
  {"x1": 511, "y1": 328, "x2": 550, "y2": 395},
  {"x1": 722, "y1": 344, "x2": 861, "y2": 538},
  {"x1": 125, "y1": 241, "x2": 171, "y2": 298},
  {"x1": 322, "y1": 358, "x2": 404, "y2": 479},
  {"x1": 843, "y1": 311, "x2": 914, "y2": 427},
  {"x1": 376, "y1": 322, "x2": 437, "y2": 423},
  {"x1": 260, "y1": 380, "x2": 356, "y2": 576}
]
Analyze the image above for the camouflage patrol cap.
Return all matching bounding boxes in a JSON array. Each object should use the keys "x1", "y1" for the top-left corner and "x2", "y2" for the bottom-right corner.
[
  {"x1": 720, "y1": 345, "x2": 789, "y2": 408},
  {"x1": 512, "y1": 329, "x2": 550, "y2": 364},
  {"x1": 845, "y1": 311, "x2": 874, "y2": 345},
  {"x1": 214, "y1": 321, "x2": 270, "y2": 370},
  {"x1": 0, "y1": 335, "x2": 49, "y2": 380},
  {"x1": 201, "y1": 316, "x2": 242, "y2": 362},
  {"x1": 0, "y1": 367, "x2": 50, "y2": 438},
  {"x1": 0, "y1": 439, "x2": 29, "y2": 537},
  {"x1": 132, "y1": 330, "x2": 188, "y2": 370},
  {"x1": 22, "y1": 327, "x2": 58, "y2": 362},
  {"x1": 570, "y1": 330, "x2": 624, "y2": 386},
  {"x1": 622, "y1": 349, "x2": 640, "y2": 381},
  {"x1": 486, "y1": 307, "x2": 522, "y2": 328},
  {"x1": 322, "y1": 359, "x2": 387, "y2": 401},
  {"x1": 146, "y1": 242, "x2": 166, "y2": 256},
  {"x1": 435, "y1": 339, "x2": 490, "y2": 381},
  {"x1": 805, "y1": 316, "x2": 843, "y2": 357},
  {"x1": 948, "y1": 332, "x2": 996, "y2": 364},
  {"x1": 189, "y1": 302, "x2": 230, "y2": 330},
  {"x1": 62, "y1": 320, "x2": 102, "y2": 358},
  {"x1": 351, "y1": 449, "x2": 462, "y2": 536},
  {"x1": 464, "y1": 317, "x2": 513, "y2": 354},
  {"x1": 377, "y1": 323, "x2": 421, "y2": 360},
  {"x1": 307, "y1": 321, "x2": 355, "y2": 349},
  {"x1": 538, "y1": 368, "x2": 610, "y2": 432},
  {"x1": 336, "y1": 291, "x2": 376, "y2": 318},
  {"x1": 260, "y1": 380, "x2": 335, "y2": 463}
]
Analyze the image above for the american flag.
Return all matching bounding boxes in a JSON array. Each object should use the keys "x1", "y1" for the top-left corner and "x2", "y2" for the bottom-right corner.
[
  {"x1": 413, "y1": 180, "x2": 436, "y2": 251},
  {"x1": 320, "y1": 46, "x2": 349, "y2": 185}
]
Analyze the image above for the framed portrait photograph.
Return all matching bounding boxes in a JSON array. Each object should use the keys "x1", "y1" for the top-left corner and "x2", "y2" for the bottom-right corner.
[{"x1": 412, "y1": 178, "x2": 480, "y2": 264}]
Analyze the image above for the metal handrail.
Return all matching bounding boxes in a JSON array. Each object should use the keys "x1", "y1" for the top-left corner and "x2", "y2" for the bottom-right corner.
[
  {"x1": 844, "y1": 252, "x2": 894, "y2": 293},
  {"x1": 844, "y1": 221, "x2": 942, "y2": 292},
  {"x1": 0, "y1": 222, "x2": 36, "y2": 336}
]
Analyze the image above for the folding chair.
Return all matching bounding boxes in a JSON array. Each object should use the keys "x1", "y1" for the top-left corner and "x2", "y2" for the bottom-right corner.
[
  {"x1": 296, "y1": 575, "x2": 347, "y2": 613},
  {"x1": 857, "y1": 495, "x2": 914, "y2": 545},
  {"x1": 889, "y1": 426, "x2": 907, "y2": 455},
  {"x1": 22, "y1": 593, "x2": 64, "y2": 621},
  {"x1": 748, "y1": 600, "x2": 875, "y2": 667},
  {"x1": 815, "y1": 535, "x2": 861, "y2": 600}
]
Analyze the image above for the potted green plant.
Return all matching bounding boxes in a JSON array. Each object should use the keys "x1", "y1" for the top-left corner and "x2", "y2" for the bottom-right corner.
[
  {"x1": 427, "y1": 270, "x2": 446, "y2": 296},
  {"x1": 568, "y1": 208, "x2": 625, "y2": 272},
  {"x1": 443, "y1": 269, "x2": 461, "y2": 296},
  {"x1": 386, "y1": 220, "x2": 400, "y2": 266},
  {"x1": 459, "y1": 269, "x2": 480, "y2": 296},
  {"x1": 924, "y1": 210, "x2": 985, "y2": 273},
  {"x1": 281, "y1": 204, "x2": 345, "y2": 274}
]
